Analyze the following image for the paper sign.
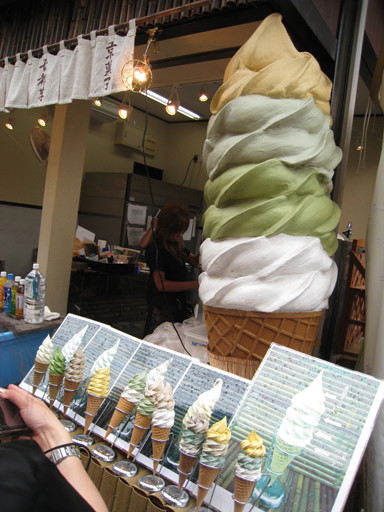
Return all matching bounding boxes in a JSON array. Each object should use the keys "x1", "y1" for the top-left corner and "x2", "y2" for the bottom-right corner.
[
  {"x1": 127, "y1": 226, "x2": 144, "y2": 246},
  {"x1": 75, "y1": 225, "x2": 95, "y2": 242},
  {"x1": 127, "y1": 203, "x2": 146, "y2": 225}
]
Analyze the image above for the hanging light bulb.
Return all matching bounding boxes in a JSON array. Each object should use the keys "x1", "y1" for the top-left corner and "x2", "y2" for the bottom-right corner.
[
  {"x1": 37, "y1": 108, "x2": 50, "y2": 127},
  {"x1": 118, "y1": 94, "x2": 132, "y2": 120},
  {"x1": 165, "y1": 86, "x2": 180, "y2": 116},
  {"x1": 5, "y1": 109, "x2": 15, "y2": 130},
  {"x1": 121, "y1": 29, "x2": 156, "y2": 93},
  {"x1": 199, "y1": 88, "x2": 208, "y2": 102},
  {"x1": 122, "y1": 56, "x2": 152, "y2": 93},
  {"x1": 93, "y1": 98, "x2": 102, "y2": 107}
]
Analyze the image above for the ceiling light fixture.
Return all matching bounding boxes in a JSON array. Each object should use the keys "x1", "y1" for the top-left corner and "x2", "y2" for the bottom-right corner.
[
  {"x1": 37, "y1": 108, "x2": 50, "y2": 127},
  {"x1": 5, "y1": 109, "x2": 15, "y2": 130},
  {"x1": 93, "y1": 98, "x2": 102, "y2": 107},
  {"x1": 165, "y1": 86, "x2": 180, "y2": 116},
  {"x1": 140, "y1": 90, "x2": 202, "y2": 120},
  {"x1": 118, "y1": 94, "x2": 132, "y2": 120},
  {"x1": 199, "y1": 88, "x2": 208, "y2": 102}
]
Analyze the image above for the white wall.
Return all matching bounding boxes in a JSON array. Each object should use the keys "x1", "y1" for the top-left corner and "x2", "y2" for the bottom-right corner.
[{"x1": 0, "y1": 103, "x2": 208, "y2": 206}]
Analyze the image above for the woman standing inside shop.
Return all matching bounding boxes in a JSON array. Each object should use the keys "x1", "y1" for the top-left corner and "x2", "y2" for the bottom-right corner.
[{"x1": 143, "y1": 203, "x2": 199, "y2": 336}]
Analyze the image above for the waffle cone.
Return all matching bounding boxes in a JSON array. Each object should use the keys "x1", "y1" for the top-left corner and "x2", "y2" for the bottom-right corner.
[
  {"x1": 32, "y1": 359, "x2": 49, "y2": 393},
  {"x1": 104, "y1": 397, "x2": 136, "y2": 438},
  {"x1": 196, "y1": 463, "x2": 221, "y2": 510},
  {"x1": 204, "y1": 305, "x2": 322, "y2": 378},
  {"x1": 83, "y1": 393, "x2": 104, "y2": 434},
  {"x1": 127, "y1": 412, "x2": 152, "y2": 457},
  {"x1": 48, "y1": 373, "x2": 64, "y2": 407},
  {"x1": 151, "y1": 425, "x2": 171, "y2": 474},
  {"x1": 233, "y1": 476, "x2": 257, "y2": 512},
  {"x1": 178, "y1": 450, "x2": 198, "y2": 490},
  {"x1": 63, "y1": 379, "x2": 81, "y2": 414},
  {"x1": 269, "y1": 436, "x2": 302, "y2": 483}
]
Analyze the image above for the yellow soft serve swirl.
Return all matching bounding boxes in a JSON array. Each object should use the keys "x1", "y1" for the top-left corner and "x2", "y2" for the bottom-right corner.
[
  {"x1": 206, "y1": 417, "x2": 231, "y2": 444},
  {"x1": 241, "y1": 430, "x2": 266, "y2": 458},
  {"x1": 88, "y1": 367, "x2": 110, "y2": 397}
]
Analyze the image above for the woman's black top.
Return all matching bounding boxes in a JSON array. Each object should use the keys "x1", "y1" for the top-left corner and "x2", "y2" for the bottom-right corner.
[
  {"x1": 145, "y1": 240, "x2": 191, "y2": 323},
  {"x1": 0, "y1": 439, "x2": 95, "y2": 512}
]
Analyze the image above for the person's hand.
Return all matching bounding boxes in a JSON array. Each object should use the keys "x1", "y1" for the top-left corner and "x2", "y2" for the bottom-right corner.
[{"x1": 0, "y1": 385, "x2": 72, "y2": 453}]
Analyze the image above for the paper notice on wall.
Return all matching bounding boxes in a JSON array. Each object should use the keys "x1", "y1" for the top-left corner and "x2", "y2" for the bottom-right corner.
[
  {"x1": 127, "y1": 226, "x2": 144, "y2": 246},
  {"x1": 127, "y1": 203, "x2": 147, "y2": 225},
  {"x1": 76, "y1": 225, "x2": 95, "y2": 243},
  {"x1": 183, "y1": 219, "x2": 193, "y2": 241}
]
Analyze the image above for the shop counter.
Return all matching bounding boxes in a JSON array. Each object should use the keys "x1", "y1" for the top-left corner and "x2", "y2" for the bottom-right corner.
[{"x1": 0, "y1": 311, "x2": 62, "y2": 387}]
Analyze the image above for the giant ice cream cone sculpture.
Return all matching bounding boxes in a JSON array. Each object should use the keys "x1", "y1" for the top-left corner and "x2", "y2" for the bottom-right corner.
[
  {"x1": 233, "y1": 431, "x2": 266, "y2": 512},
  {"x1": 105, "y1": 370, "x2": 147, "y2": 438},
  {"x1": 195, "y1": 417, "x2": 231, "y2": 511},
  {"x1": 48, "y1": 347, "x2": 66, "y2": 408},
  {"x1": 177, "y1": 378, "x2": 222, "y2": 490},
  {"x1": 127, "y1": 359, "x2": 171, "y2": 458},
  {"x1": 83, "y1": 366, "x2": 110, "y2": 434},
  {"x1": 198, "y1": 13, "x2": 342, "y2": 378},
  {"x1": 268, "y1": 372, "x2": 325, "y2": 484},
  {"x1": 63, "y1": 348, "x2": 85, "y2": 414},
  {"x1": 32, "y1": 334, "x2": 54, "y2": 394}
]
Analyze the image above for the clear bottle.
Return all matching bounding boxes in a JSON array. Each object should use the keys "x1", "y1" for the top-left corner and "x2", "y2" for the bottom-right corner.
[
  {"x1": 24, "y1": 263, "x2": 46, "y2": 324},
  {"x1": 3, "y1": 274, "x2": 14, "y2": 313},
  {"x1": 10, "y1": 276, "x2": 20, "y2": 315},
  {"x1": 15, "y1": 278, "x2": 25, "y2": 319},
  {"x1": 0, "y1": 271, "x2": 7, "y2": 311}
]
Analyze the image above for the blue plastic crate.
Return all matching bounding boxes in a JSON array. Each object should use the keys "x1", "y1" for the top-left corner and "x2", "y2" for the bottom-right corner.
[{"x1": 0, "y1": 328, "x2": 55, "y2": 387}]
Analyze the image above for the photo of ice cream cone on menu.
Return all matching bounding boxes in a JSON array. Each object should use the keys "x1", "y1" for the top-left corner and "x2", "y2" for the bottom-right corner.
[
  {"x1": 198, "y1": 12, "x2": 342, "y2": 378},
  {"x1": 83, "y1": 366, "x2": 110, "y2": 434},
  {"x1": 32, "y1": 334, "x2": 54, "y2": 394},
  {"x1": 268, "y1": 372, "x2": 326, "y2": 484},
  {"x1": 178, "y1": 378, "x2": 223, "y2": 491},
  {"x1": 63, "y1": 348, "x2": 85, "y2": 414},
  {"x1": 127, "y1": 394, "x2": 154, "y2": 457},
  {"x1": 151, "y1": 382, "x2": 175, "y2": 474},
  {"x1": 90, "y1": 340, "x2": 120, "y2": 378},
  {"x1": 105, "y1": 370, "x2": 147, "y2": 438},
  {"x1": 233, "y1": 431, "x2": 266, "y2": 512},
  {"x1": 48, "y1": 347, "x2": 66, "y2": 408},
  {"x1": 127, "y1": 359, "x2": 171, "y2": 458},
  {"x1": 195, "y1": 416, "x2": 231, "y2": 511},
  {"x1": 62, "y1": 325, "x2": 88, "y2": 364}
]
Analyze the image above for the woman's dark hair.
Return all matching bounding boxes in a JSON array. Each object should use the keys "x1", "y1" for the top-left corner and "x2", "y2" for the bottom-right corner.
[{"x1": 153, "y1": 203, "x2": 190, "y2": 262}]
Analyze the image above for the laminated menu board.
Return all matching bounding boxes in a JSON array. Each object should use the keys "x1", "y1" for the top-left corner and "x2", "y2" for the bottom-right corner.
[
  {"x1": 20, "y1": 316, "x2": 384, "y2": 512},
  {"x1": 225, "y1": 344, "x2": 384, "y2": 512},
  {"x1": 20, "y1": 313, "x2": 250, "y2": 502}
]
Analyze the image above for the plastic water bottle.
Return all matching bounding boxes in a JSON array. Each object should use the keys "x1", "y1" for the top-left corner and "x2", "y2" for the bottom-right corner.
[
  {"x1": 3, "y1": 274, "x2": 14, "y2": 313},
  {"x1": 24, "y1": 263, "x2": 46, "y2": 324}
]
